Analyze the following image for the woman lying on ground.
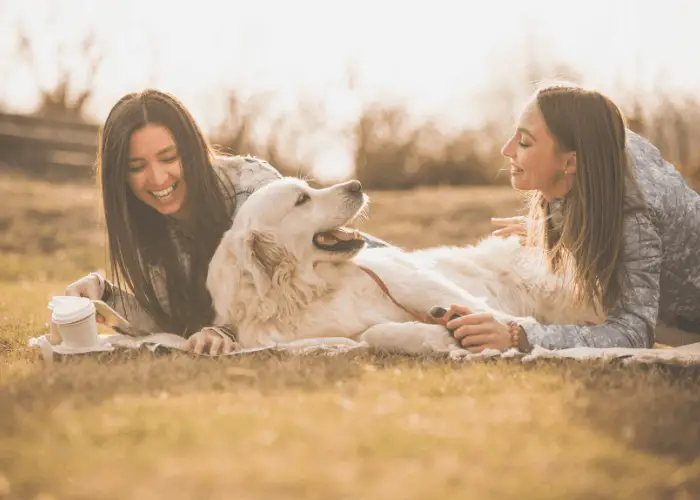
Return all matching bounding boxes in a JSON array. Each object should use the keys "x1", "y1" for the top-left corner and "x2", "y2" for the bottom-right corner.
[
  {"x1": 62, "y1": 89, "x2": 387, "y2": 355},
  {"x1": 438, "y1": 83, "x2": 700, "y2": 352}
]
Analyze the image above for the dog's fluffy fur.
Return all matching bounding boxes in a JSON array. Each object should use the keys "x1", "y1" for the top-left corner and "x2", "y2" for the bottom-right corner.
[{"x1": 206, "y1": 178, "x2": 601, "y2": 354}]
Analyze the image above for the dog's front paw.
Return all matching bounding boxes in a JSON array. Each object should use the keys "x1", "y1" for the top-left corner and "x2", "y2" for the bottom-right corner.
[{"x1": 360, "y1": 322, "x2": 460, "y2": 355}]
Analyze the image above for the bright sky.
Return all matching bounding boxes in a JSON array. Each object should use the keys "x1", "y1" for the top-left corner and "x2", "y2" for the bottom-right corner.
[{"x1": 1, "y1": 0, "x2": 699, "y2": 178}]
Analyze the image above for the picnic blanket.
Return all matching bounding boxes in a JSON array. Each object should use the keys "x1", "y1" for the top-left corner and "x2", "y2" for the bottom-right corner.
[{"x1": 29, "y1": 332, "x2": 700, "y2": 367}]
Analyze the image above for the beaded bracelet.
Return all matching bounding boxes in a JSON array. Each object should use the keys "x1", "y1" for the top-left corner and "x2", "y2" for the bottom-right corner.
[{"x1": 507, "y1": 321, "x2": 533, "y2": 353}]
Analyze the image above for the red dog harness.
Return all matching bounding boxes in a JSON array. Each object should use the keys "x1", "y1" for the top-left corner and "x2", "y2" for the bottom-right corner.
[{"x1": 357, "y1": 265, "x2": 438, "y2": 324}]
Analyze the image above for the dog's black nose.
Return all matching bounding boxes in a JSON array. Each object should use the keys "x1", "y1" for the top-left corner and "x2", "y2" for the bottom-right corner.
[{"x1": 345, "y1": 180, "x2": 363, "y2": 193}]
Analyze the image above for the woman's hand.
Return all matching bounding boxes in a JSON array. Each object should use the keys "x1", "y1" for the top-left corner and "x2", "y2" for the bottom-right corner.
[
  {"x1": 65, "y1": 273, "x2": 103, "y2": 300},
  {"x1": 184, "y1": 328, "x2": 238, "y2": 356},
  {"x1": 437, "y1": 305, "x2": 513, "y2": 353},
  {"x1": 491, "y1": 216, "x2": 527, "y2": 240},
  {"x1": 64, "y1": 273, "x2": 105, "y2": 323}
]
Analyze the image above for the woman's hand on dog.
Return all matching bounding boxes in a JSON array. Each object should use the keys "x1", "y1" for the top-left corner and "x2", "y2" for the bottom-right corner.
[
  {"x1": 491, "y1": 216, "x2": 527, "y2": 239},
  {"x1": 436, "y1": 304, "x2": 513, "y2": 353},
  {"x1": 185, "y1": 328, "x2": 238, "y2": 356}
]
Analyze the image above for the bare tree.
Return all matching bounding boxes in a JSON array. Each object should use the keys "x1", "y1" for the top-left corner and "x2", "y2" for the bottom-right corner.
[
  {"x1": 0, "y1": 0, "x2": 10, "y2": 110},
  {"x1": 211, "y1": 89, "x2": 327, "y2": 179},
  {"x1": 12, "y1": 9, "x2": 104, "y2": 121}
]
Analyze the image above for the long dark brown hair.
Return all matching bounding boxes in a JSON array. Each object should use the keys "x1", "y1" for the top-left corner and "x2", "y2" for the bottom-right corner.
[
  {"x1": 97, "y1": 89, "x2": 235, "y2": 336},
  {"x1": 525, "y1": 83, "x2": 644, "y2": 314}
]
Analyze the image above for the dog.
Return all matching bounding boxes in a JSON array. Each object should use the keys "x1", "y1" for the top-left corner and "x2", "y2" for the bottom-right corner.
[{"x1": 206, "y1": 177, "x2": 600, "y2": 354}]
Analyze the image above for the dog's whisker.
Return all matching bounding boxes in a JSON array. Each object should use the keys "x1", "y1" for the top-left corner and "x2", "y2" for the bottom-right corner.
[
  {"x1": 357, "y1": 204, "x2": 370, "y2": 222},
  {"x1": 299, "y1": 174, "x2": 321, "y2": 186}
]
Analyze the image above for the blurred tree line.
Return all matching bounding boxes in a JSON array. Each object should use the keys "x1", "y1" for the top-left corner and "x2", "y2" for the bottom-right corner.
[
  {"x1": 4, "y1": 8, "x2": 699, "y2": 192},
  {"x1": 162, "y1": 61, "x2": 700, "y2": 192}
]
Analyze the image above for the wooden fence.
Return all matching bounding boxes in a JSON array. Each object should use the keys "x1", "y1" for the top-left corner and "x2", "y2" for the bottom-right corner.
[{"x1": 0, "y1": 112, "x2": 99, "y2": 181}]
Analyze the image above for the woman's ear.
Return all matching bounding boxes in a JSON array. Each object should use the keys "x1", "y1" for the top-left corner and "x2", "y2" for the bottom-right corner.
[{"x1": 565, "y1": 152, "x2": 577, "y2": 174}]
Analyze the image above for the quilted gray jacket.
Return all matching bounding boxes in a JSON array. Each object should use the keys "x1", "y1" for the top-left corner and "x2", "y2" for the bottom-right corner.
[{"x1": 524, "y1": 131, "x2": 700, "y2": 349}]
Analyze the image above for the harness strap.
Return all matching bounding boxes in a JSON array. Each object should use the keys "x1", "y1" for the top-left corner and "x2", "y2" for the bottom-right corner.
[{"x1": 357, "y1": 265, "x2": 436, "y2": 324}]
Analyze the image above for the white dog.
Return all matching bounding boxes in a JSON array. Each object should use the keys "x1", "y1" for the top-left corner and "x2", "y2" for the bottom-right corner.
[{"x1": 206, "y1": 178, "x2": 600, "y2": 354}]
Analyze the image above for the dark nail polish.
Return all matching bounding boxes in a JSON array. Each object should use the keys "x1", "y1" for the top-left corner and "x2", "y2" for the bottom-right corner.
[{"x1": 429, "y1": 306, "x2": 447, "y2": 318}]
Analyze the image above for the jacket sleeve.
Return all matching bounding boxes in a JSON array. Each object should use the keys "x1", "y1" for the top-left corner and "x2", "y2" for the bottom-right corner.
[
  {"x1": 522, "y1": 211, "x2": 662, "y2": 349},
  {"x1": 94, "y1": 273, "x2": 162, "y2": 333},
  {"x1": 215, "y1": 155, "x2": 283, "y2": 198},
  {"x1": 100, "y1": 275, "x2": 242, "y2": 342}
]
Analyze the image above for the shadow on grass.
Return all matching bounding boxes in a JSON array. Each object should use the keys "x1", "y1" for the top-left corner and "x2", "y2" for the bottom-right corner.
[
  {"x1": 2, "y1": 349, "x2": 700, "y2": 499},
  {"x1": 561, "y1": 361, "x2": 700, "y2": 465},
  {"x1": 0, "y1": 349, "x2": 367, "y2": 436}
]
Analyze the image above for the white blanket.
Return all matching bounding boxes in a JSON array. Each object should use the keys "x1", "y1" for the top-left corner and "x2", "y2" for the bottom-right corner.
[
  {"x1": 29, "y1": 333, "x2": 700, "y2": 367},
  {"x1": 448, "y1": 343, "x2": 700, "y2": 366}
]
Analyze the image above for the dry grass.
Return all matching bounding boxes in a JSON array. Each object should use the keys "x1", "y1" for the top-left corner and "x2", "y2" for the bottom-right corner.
[{"x1": 1, "y1": 173, "x2": 699, "y2": 500}]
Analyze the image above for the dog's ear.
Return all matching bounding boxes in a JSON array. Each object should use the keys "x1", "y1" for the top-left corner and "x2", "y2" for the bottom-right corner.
[
  {"x1": 239, "y1": 229, "x2": 322, "y2": 320},
  {"x1": 247, "y1": 230, "x2": 285, "y2": 277},
  {"x1": 243, "y1": 230, "x2": 291, "y2": 297}
]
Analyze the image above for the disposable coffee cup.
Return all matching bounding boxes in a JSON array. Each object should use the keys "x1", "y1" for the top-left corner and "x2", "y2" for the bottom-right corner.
[{"x1": 48, "y1": 296, "x2": 100, "y2": 350}]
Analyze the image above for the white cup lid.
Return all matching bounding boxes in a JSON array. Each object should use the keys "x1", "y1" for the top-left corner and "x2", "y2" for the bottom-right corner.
[{"x1": 49, "y1": 296, "x2": 96, "y2": 324}]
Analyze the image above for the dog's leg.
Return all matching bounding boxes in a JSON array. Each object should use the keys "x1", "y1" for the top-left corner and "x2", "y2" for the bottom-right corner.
[
  {"x1": 360, "y1": 321, "x2": 460, "y2": 355},
  {"x1": 389, "y1": 270, "x2": 535, "y2": 326}
]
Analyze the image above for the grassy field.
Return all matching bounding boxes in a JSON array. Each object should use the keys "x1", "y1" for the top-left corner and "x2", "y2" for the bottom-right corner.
[{"x1": 1, "y1": 173, "x2": 699, "y2": 500}]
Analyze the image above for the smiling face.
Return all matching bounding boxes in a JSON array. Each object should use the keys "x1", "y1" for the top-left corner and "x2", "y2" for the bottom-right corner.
[
  {"x1": 500, "y1": 99, "x2": 576, "y2": 200},
  {"x1": 126, "y1": 123, "x2": 189, "y2": 219}
]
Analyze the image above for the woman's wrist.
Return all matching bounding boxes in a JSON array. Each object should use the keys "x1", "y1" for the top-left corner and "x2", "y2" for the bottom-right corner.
[
  {"x1": 203, "y1": 325, "x2": 238, "y2": 344},
  {"x1": 88, "y1": 272, "x2": 112, "y2": 302}
]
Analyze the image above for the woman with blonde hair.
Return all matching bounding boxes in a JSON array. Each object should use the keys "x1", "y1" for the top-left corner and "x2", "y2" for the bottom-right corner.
[{"x1": 439, "y1": 83, "x2": 700, "y2": 352}]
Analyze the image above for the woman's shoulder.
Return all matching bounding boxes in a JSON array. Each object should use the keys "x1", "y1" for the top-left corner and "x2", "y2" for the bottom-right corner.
[
  {"x1": 625, "y1": 130, "x2": 697, "y2": 210},
  {"x1": 212, "y1": 154, "x2": 283, "y2": 193},
  {"x1": 626, "y1": 130, "x2": 687, "y2": 186}
]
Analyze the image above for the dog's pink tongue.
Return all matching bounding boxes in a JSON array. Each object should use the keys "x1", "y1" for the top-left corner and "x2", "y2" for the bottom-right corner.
[
  {"x1": 315, "y1": 233, "x2": 339, "y2": 245},
  {"x1": 315, "y1": 228, "x2": 361, "y2": 245},
  {"x1": 329, "y1": 228, "x2": 353, "y2": 241}
]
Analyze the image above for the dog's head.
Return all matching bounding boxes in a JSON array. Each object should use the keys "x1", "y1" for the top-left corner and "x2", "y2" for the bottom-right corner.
[
  {"x1": 207, "y1": 177, "x2": 369, "y2": 324},
  {"x1": 232, "y1": 176, "x2": 368, "y2": 265}
]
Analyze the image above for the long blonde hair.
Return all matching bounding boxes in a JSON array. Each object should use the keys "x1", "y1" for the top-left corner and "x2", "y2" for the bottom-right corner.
[{"x1": 524, "y1": 84, "x2": 644, "y2": 314}]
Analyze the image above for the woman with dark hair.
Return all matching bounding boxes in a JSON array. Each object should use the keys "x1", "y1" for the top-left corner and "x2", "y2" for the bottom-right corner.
[
  {"x1": 63, "y1": 89, "x2": 280, "y2": 355},
  {"x1": 64, "y1": 89, "x2": 386, "y2": 355},
  {"x1": 437, "y1": 83, "x2": 700, "y2": 352}
]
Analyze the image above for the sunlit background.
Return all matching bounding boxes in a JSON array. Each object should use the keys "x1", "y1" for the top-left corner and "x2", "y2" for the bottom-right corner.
[
  {"x1": 1, "y1": 0, "x2": 699, "y2": 181},
  {"x1": 2, "y1": 8, "x2": 700, "y2": 491}
]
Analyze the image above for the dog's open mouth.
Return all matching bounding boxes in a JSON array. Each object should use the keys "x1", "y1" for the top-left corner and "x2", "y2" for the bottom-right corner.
[{"x1": 313, "y1": 227, "x2": 365, "y2": 252}]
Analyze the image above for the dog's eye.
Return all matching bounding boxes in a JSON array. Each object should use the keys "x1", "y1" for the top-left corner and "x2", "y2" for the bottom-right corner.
[{"x1": 295, "y1": 193, "x2": 311, "y2": 206}]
